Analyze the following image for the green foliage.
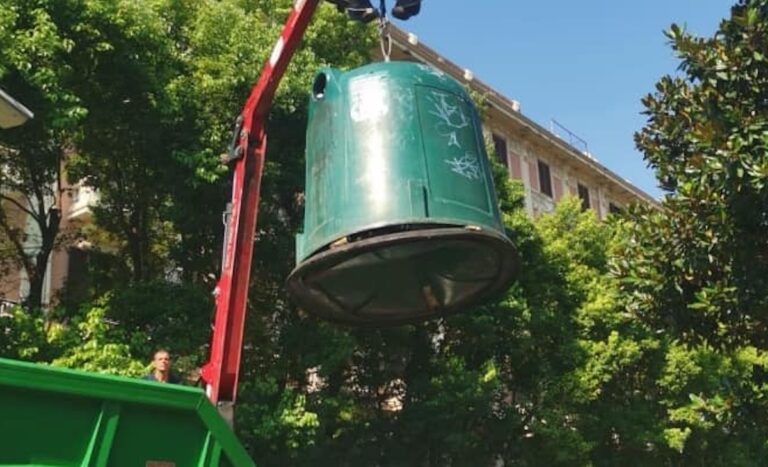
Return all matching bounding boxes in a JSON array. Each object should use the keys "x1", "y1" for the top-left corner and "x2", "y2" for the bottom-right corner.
[
  {"x1": 51, "y1": 304, "x2": 146, "y2": 377},
  {"x1": 608, "y1": 0, "x2": 768, "y2": 463},
  {"x1": 104, "y1": 281, "x2": 211, "y2": 359},
  {"x1": 628, "y1": 0, "x2": 768, "y2": 348},
  {"x1": 0, "y1": 306, "x2": 51, "y2": 361},
  {"x1": 62, "y1": 0, "x2": 189, "y2": 282},
  {"x1": 0, "y1": 300, "x2": 145, "y2": 377}
]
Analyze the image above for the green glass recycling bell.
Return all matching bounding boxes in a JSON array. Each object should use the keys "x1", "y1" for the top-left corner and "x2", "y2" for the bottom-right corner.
[{"x1": 287, "y1": 61, "x2": 518, "y2": 326}]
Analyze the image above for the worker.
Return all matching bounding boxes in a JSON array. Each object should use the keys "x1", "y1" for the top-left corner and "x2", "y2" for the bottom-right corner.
[{"x1": 143, "y1": 349, "x2": 182, "y2": 384}]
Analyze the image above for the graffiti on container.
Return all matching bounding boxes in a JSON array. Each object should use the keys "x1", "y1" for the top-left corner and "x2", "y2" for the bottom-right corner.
[
  {"x1": 445, "y1": 152, "x2": 482, "y2": 180},
  {"x1": 429, "y1": 91, "x2": 470, "y2": 155},
  {"x1": 428, "y1": 91, "x2": 469, "y2": 132},
  {"x1": 417, "y1": 64, "x2": 448, "y2": 81},
  {"x1": 426, "y1": 90, "x2": 482, "y2": 181}
]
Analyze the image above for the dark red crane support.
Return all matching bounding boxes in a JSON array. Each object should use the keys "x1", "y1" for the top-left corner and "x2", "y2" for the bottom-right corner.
[{"x1": 200, "y1": 0, "x2": 322, "y2": 407}]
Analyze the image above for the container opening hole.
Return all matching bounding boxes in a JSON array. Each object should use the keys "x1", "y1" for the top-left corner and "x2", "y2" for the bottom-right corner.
[{"x1": 313, "y1": 73, "x2": 328, "y2": 99}]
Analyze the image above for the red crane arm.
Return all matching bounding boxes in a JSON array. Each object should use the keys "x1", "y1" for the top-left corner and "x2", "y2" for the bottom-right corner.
[{"x1": 200, "y1": 0, "x2": 322, "y2": 406}]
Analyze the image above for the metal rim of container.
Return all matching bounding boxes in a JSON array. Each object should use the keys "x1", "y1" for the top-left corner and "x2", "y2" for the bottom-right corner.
[{"x1": 286, "y1": 225, "x2": 518, "y2": 327}]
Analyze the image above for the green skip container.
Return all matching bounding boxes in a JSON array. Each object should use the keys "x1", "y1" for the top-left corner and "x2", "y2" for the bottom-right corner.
[
  {"x1": 287, "y1": 61, "x2": 517, "y2": 326},
  {"x1": 0, "y1": 358, "x2": 254, "y2": 466}
]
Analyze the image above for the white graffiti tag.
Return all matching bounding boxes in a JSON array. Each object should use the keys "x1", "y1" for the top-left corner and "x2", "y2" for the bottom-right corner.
[
  {"x1": 445, "y1": 153, "x2": 482, "y2": 180},
  {"x1": 428, "y1": 91, "x2": 470, "y2": 153},
  {"x1": 417, "y1": 64, "x2": 448, "y2": 81},
  {"x1": 428, "y1": 91, "x2": 469, "y2": 130}
]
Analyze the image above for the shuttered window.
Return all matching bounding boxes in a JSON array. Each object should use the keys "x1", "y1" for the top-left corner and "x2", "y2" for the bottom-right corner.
[
  {"x1": 492, "y1": 133, "x2": 508, "y2": 167},
  {"x1": 537, "y1": 160, "x2": 552, "y2": 198},
  {"x1": 577, "y1": 183, "x2": 591, "y2": 210}
]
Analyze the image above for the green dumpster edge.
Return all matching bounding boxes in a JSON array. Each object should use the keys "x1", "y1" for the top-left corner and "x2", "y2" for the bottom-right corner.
[{"x1": 0, "y1": 357, "x2": 255, "y2": 467}]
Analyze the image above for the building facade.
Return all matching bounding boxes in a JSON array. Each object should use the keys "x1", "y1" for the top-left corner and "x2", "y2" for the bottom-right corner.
[{"x1": 0, "y1": 173, "x2": 93, "y2": 309}]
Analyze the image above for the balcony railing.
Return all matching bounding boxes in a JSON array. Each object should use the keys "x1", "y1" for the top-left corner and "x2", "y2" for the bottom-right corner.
[{"x1": 68, "y1": 185, "x2": 99, "y2": 220}]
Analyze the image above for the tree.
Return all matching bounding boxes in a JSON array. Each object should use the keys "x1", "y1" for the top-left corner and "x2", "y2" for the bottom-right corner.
[
  {"x1": 63, "y1": 0, "x2": 188, "y2": 283},
  {"x1": 0, "y1": 1, "x2": 86, "y2": 309},
  {"x1": 613, "y1": 0, "x2": 768, "y2": 461},
  {"x1": 629, "y1": 1, "x2": 768, "y2": 349}
]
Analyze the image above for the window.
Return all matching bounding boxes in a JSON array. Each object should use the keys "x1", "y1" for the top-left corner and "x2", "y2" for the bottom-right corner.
[
  {"x1": 492, "y1": 133, "x2": 508, "y2": 167},
  {"x1": 537, "y1": 160, "x2": 552, "y2": 197},
  {"x1": 609, "y1": 202, "x2": 622, "y2": 215},
  {"x1": 577, "y1": 183, "x2": 591, "y2": 210}
]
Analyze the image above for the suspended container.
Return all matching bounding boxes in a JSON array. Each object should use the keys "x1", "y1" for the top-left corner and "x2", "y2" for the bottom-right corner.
[{"x1": 287, "y1": 61, "x2": 517, "y2": 326}]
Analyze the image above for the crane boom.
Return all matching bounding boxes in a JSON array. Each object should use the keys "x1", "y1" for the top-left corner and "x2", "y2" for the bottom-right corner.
[{"x1": 200, "y1": 0, "x2": 322, "y2": 407}]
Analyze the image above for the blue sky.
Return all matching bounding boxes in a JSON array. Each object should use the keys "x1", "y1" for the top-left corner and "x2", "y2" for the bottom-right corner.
[{"x1": 390, "y1": 1, "x2": 735, "y2": 198}]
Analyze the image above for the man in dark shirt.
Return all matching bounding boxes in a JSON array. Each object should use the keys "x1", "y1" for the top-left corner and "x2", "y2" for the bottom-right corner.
[{"x1": 143, "y1": 349, "x2": 182, "y2": 384}]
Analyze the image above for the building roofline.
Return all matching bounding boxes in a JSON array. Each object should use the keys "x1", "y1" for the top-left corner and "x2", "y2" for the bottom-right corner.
[{"x1": 386, "y1": 26, "x2": 659, "y2": 207}]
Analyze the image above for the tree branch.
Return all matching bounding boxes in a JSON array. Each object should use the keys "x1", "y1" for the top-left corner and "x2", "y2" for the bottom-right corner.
[
  {"x1": 0, "y1": 193, "x2": 39, "y2": 221},
  {"x1": 22, "y1": 191, "x2": 39, "y2": 219}
]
